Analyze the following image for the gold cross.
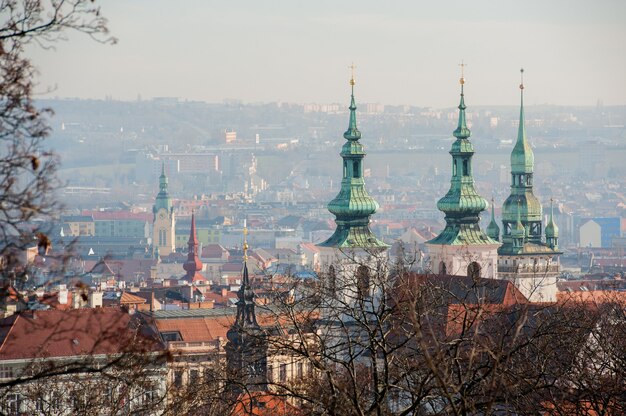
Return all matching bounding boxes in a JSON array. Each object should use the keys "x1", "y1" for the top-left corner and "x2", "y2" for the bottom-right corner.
[
  {"x1": 349, "y1": 62, "x2": 356, "y2": 86},
  {"x1": 459, "y1": 60, "x2": 466, "y2": 78}
]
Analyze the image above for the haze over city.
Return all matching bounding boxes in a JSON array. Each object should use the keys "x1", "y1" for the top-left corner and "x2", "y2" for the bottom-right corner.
[
  {"x1": 2, "y1": 1, "x2": 625, "y2": 414},
  {"x1": 30, "y1": 0, "x2": 626, "y2": 107}
]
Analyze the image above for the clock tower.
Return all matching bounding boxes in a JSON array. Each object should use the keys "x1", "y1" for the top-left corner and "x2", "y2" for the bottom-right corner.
[{"x1": 152, "y1": 162, "x2": 175, "y2": 257}]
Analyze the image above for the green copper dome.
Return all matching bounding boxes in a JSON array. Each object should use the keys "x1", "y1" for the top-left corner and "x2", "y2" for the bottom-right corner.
[
  {"x1": 427, "y1": 83, "x2": 497, "y2": 247},
  {"x1": 319, "y1": 80, "x2": 386, "y2": 249},
  {"x1": 153, "y1": 162, "x2": 173, "y2": 215}
]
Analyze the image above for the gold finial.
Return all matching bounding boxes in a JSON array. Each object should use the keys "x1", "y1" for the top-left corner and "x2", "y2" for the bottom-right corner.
[
  {"x1": 243, "y1": 219, "x2": 249, "y2": 262},
  {"x1": 349, "y1": 62, "x2": 356, "y2": 86},
  {"x1": 458, "y1": 60, "x2": 466, "y2": 85},
  {"x1": 519, "y1": 67, "x2": 524, "y2": 90}
]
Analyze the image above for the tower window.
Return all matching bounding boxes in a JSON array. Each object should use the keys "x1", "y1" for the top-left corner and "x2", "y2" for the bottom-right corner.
[
  {"x1": 453, "y1": 160, "x2": 457, "y2": 176},
  {"x1": 353, "y1": 161, "x2": 360, "y2": 178},
  {"x1": 343, "y1": 161, "x2": 347, "y2": 178},
  {"x1": 462, "y1": 159, "x2": 468, "y2": 176},
  {"x1": 439, "y1": 261, "x2": 447, "y2": 275}
]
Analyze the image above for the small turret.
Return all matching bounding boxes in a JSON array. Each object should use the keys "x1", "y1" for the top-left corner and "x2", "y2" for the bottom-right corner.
[
  {"x1": 486, "y1": 198, "x2": 500, "y2": 242},
  {"x1": 183, "y1": 212, "x2": 205, "y2": 283},
  {"x1": 545, "y1": 198, "x2": 559, "y2": 249},
  {"x1": 511, "y1": 201, "x2": 525, "y2": 248}
]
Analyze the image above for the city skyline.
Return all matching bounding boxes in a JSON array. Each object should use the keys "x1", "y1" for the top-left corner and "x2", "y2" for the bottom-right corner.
[{"x1": 28, "y1": 0, "x2": 626, "y2": 107}]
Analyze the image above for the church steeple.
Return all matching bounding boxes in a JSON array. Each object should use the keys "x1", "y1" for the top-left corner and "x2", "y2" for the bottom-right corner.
[
  {"x1": 500, "y1": 69, "x2": 544, "y2": 251},
  {"x1": 486, "y1": 197, "x2": 500, "y2": 242},
  {"x1": 226, "y1": 223, "x2": 267, "y2": 392},
  {"x1": 153, "y1": 161, "x2": 173, "y2": 214},
  {"x1": 318, "y1": 66, "x2": 386, "y2": 249},
  {"x1": 427, "y1": 65, "x2": 496, "y2": 247},
  {"x1": 183, "y1": 212, "x2": 205, "y2": 283}
]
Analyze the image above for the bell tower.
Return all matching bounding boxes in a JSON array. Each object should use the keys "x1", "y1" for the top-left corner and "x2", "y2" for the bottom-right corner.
[
  {"x1": 152, "y1": 162, "x2": 175, "y2": 257},
  {"x1": 426, "y1": 63, "x2": 500, "y2": 279}
]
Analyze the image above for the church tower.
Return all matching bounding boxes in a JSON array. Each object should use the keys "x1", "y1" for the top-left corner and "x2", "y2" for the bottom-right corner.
[
  {"x1": 497, "y1": 69, "x2": 561, "y2": 302},
  {"x1": 226, "y1": 225, "x2": 268, "y2": 392},
  {"x1": 316, "y1": 67, "x2": 388, "y2": 302},
  {"x1": 152, "y1": 162, "x2": 175, "y2": 257},
  {"x1": 426, "y1": 66, "x2": 500, "y2": 278},
  {"x1": 183, "y1": 212, "x2": 206, "y2": 283}
]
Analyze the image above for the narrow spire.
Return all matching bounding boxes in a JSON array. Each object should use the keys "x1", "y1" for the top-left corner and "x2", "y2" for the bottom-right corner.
[
  {"x1": 517, "y1": 68, "x2": 526, "y2": 145},
  {"x1": 183, "y1": 210, "x2": 205, "y2": 282},
  {"x1": 453, "y1": 61, "x2": 471, "y2": 139},
  {"x1": 546, "y1": 197, "x2": 559, "y2": 240},
  {"x1": 161, "y1": 161, "x2": 166, "y2": 177},
  {"x1": 242, "y1": 219, "x2": 249, "y2": 277},
  {"x1": 487, "y1": 197, "x2": 500, "y2": 241},
  {"x1": 344, "y1": 63, "x2": 361, "y2": 141}
]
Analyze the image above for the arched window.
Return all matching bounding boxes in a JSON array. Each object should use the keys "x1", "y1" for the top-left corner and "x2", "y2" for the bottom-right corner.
[
  {"x1": 462, "y1": 159, "x2": 468, "y2": 176},
  {"x1": 453, "y1": 160, "x2": 457, "y2": 176},
  {"x1": 439, "y1": 261, "x2": 447, "y2": 275},
  {"x1": 356, "y1": 265, "x2": 369, "y2": 299},
  {"x1": 343, "y1": 161, "x2": 347, "y2": 178},
  {"x1": 353, "y1": 161, "x2": 360, "y2": 178},
  {"x1": 467, "y1": 262, "x2": 481, "y2": 280}
]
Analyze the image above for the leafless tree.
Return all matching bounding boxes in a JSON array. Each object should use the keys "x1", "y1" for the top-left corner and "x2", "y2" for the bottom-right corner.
[{"x1": 0, "y1": 0, "x2": 114, "y2": 289}]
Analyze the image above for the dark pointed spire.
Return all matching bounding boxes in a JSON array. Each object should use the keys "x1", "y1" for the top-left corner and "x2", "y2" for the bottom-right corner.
[
  {"x1": 183, "y1": 211, "x2": 205, "y2": 283},
  {"x1": 234, "y1": 220, "x2": 259, "y2": 328}
]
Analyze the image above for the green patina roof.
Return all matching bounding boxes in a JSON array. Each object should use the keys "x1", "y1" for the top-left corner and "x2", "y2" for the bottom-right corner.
[
  {"x1": 545, "y1": 199, "x2": 558, "y2": 238},
  {"x1": 427, "y1": 84, "x2": 497, "y2": 247},
  {"x1": 486, "y1": 200, "x2": 500, "y2": 241},
  {"x1": 500, "y1": 241, "x2": 562, "y2": 256},
  {"x1": 318, "y1": 82, "x2": 386, "y2": 249},
  {"x1": 153, "y1": 162, "x2": 172, "y2": 214},
  {"x1": 511, "y1": 84, "x2": 534, "y2": 174},
  {"x1": 502, "y1": 192, "x2": 542, "y2": 223}
]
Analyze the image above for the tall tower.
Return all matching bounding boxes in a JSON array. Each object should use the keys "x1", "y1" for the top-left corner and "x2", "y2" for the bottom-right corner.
[
  {"x1": 152, "y1": 162, "x2": 175, "y2": 257},
  {"x1": 316, "y1": 66, "x2": 388, "y2": 303},
  {"x1": 426, "y1": 65, "x2": 500, "y2": 279},
  {"x1": 183, "y1": 212, "x2": 206, "y2": 283},
  {"x1": 318, "y1": 65, "x2": 387, "y2": 253},
  {"x1": 226, "y1": 225, "x2": 267, "y2": 392},
  {"x1": 497, "y1": 69, "x2": 561, "y2": 302}
]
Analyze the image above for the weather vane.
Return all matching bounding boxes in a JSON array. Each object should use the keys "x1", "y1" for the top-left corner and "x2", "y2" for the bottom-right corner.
[
  {"x1": 459, "y1": 60, "x2": 466, "y2": 85},
  {"x1": 349, "y1": 62, "x2": 356, "y2": 86}
]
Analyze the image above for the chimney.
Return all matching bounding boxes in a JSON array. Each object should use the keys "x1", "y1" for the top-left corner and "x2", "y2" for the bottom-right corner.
[
  {"x1": 221, "y1": 287, "x2": 228, "y2": 298},
  {"x1": 150, "y1": 290, "x2": 155, "y2": 312}
]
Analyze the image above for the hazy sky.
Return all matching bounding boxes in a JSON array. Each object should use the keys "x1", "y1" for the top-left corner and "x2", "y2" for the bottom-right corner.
[{"x1": 29, "y1": 0, "x2": 626, "y2": 107}]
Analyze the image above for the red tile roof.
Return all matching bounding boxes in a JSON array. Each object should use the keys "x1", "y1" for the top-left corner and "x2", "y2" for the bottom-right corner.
[{"x1": 0, "y1": 308, "x2": 162, "y2": 360}]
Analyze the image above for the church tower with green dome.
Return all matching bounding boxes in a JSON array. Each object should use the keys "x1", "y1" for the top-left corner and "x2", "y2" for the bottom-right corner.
[
  {"x1": 496, "y1": 70, "x2": 561, "y2": 302},
  {"x1": 316, "y1": 67, "x2": 388, "y2": 306},
  {"x1": 152, "y1": 162, "x2": 176, "y2": 257},
  {"x1": 426, "y1": 65, "x2": 500, "y2": 279},
  {"x1": 318, "y1": 66, "x2": 386, "y2": 251}
]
